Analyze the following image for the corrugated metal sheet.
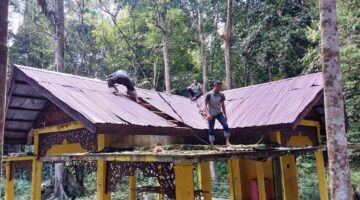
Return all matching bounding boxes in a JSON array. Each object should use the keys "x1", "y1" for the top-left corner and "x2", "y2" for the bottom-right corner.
[
  {"x1": 136, "y1": 90, "x2": 208, "y2": 129},
  {"x1": 15, "y1": 65, "x2": 176, "y2": 128},
  {"x1": 199, "y1": 72, "x2": 323, "y2": 129},
  {"x1": 5, "y1": 65, "x2": 324, "y2": 144}
]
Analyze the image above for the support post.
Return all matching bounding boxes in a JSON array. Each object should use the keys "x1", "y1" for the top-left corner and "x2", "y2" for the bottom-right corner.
[
  {"x1": 228, "y1": 159, "x2": 242, "y2": 200},
  {"x1": 256, "y1": 162, "x2": 266, "y2": 200},
  {"x1": 97, "y1": 134, "x2": 111, "y2": 200},
  {"x1": 97, "y1": 160, "x2": 110, "y2": 200},
  {"x1": 31, "y1": 158, "x2": 42, "y2": 200},
  {"x1": 315, "y1": 151, "x2": 328, "y2": 200},
  {"x1": 174, "y1": 162, "x2": 194, "y2": 200},
  {"x1": 157, "y1": 180, "x2": 164, "y2": 200},
  {"x1": 129, "y1": 174, "x2": 136, "y2": 200},
  {"x1": 5, "y1": 161, "x2": 14, "y2": 200},
  {"x1": 280, "y1": 155, "x2": 299, "y2": 200},
  {"x1": 198, "y1": 161, "x2": 212, "y2": 200},
  {"x1": 315, "y1": 124, "x2": 329, "y2": 200}
]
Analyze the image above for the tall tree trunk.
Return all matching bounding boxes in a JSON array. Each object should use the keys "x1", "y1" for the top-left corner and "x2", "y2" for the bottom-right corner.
[
  {"x1": 53, "y1": 1, "x2": 68, "y2": 198},
  {"x1": 54, "y1": 0, "x2": 65, "y2": 72},
  {"x1": 53, "y1": 164, "x2": 69, "y2": 199},
  {"x1": 198, "y1": 0, "x2": 208, "y2": 93},
  {"x1": 160, "y1": 7, "x2": 171, "y2": 94},
  {"x1": 0, "y1": 0, "x2": 9, "y2": 190},
  {"x1": 320, "y1": 0, "x2": 352, "y2": 199},
  {"x1": 223, "y1": 0, "x2": 233, "y2": 90}
]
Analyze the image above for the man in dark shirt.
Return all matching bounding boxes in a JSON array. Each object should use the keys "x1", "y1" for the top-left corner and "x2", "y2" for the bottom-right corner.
[
  {"x1": 205, "y1": 80, "x2": 231, "y2": 145},
  {"x1": 106, "y1": 69, "x2": 138, "y2": 102}
]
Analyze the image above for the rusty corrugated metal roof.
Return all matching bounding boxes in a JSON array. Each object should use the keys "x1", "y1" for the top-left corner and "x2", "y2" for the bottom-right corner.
[
  {"x1": 4, "y1": 65, "x2": 324, "y2": 144},
  {"x1": 221, "y1": 72, "x2": 323, "y2": 129},
  {"x1": 15, "y1": 65, "x2": 176, "y2": 127}
]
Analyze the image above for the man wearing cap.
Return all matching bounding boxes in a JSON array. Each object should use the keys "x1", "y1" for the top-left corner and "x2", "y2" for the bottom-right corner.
[
  {"x1": 205, "y1": 80, "x2": 231, "y2": 145},
  {"x1": 106, "y1": 69, "x2": 139, "y2": 102}
]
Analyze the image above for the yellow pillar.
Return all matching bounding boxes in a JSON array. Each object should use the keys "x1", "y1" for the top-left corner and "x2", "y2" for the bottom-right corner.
[
  {"x1": 314, "y1": 124, "x2": 329, "y2": 200},
  {"x1": 315, "y1": 151, "x2": 328, "y2": 200},
  {"x1": 157, "y1": 181, "x2": 164, "y2": 200},
  {"x1": 31, "y1": 159, "x2": 43, "y2": 200},
  {"x1": 129, "y1": 175, "x2": 136, "y2": 200},
  {"x1": 97, "y1": 134, "x2": 111, "y2": 200},
  {"x1": 256, "y1": 162, "x2": 266, "y2": 200},
  {"x1": 5, "y1": 161, "x2": 15, "y2": 200},
  {"x1": 174, "y1": 162, "x2": 194, "y2": 200},
  {"x1": 280, "y1": 155, "x2": 299, "y2": 200},
  {"x1": 228, "y1": 159, "x2": 242, "y2": 200},
  {"x1": 97, "y1": 160, "x2": 111, "y2": 200},
  {"x1": 198, "y1": 161, "x2": 212, "y2": 200}
]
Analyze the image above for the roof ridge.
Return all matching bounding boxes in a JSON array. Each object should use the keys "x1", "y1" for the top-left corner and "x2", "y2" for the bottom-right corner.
[
  {"x1": 223, "y1": 72, "x2": 323, "y2": 93},
  {"x1": 14, "y1": 64, "x2": 106, "y2": 84}
]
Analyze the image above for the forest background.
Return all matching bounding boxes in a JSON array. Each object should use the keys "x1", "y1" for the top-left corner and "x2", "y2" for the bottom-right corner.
[{"x1": 3, "y1": 0, "x2": 360, "y2": 199}]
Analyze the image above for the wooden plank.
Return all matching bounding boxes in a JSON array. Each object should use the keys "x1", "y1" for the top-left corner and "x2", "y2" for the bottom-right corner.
[
  {"x1": 8, "y1": 106, "x2": 42, "y2": 112},
  {"x1": 4, "y1": 156, "x2": 36, "y2": 162},
  {"x1": 34, "y1": 122, "x2": 84, "y2": 134},
  {"x1": 40, "y1": 146, "x2": 324, "y2": 163}
]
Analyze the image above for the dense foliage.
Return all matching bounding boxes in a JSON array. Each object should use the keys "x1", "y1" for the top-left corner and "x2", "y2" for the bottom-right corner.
[{"x1": 6, "y1": 0, "x2": 360, "y2": 199}]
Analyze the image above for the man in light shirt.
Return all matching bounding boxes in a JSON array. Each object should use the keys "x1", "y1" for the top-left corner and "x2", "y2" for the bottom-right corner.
[
  {"x1": 187, "y1": 80, "x2": 203, "y2": 101},
  {"x1": 205, "y1": 80, "x2": 231, "y2": 145}
]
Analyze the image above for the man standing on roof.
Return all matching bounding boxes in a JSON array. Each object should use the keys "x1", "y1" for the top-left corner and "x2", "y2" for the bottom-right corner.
[
  {"x1": 106, "y1": 69, "x2": 139, "y2": 102},
  {"x1": 205, "y1": 80, "x2": 231, "y2": 145},
  {"x1": 187, "y1": 79, "x2": 203, "y2": 101}
]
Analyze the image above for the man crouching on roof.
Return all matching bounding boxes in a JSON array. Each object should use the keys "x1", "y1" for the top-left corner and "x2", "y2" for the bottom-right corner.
[
  {"x1": 205, "y1": 80, "x2": 231, "y2": 146},
  {"x1": 106, "y1": 69, "x2": 139, "y2": 102}
]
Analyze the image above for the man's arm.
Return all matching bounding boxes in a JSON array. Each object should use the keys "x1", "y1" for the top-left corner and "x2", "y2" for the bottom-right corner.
[
  {"x1": 205, "y1": 94, "x2": 212, "y2": 120},
  {"x1": 221, "y1": 101, "x2": 227, "y2": 119},
  {"x1": 221, "y1": 93, "x2": 227, "y2": 119}
]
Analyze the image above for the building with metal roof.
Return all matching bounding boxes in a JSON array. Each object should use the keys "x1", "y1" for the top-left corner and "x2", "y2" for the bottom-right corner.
[
  {"x1": 5, "y1": 65, "x2": 324, "y2": 145},
  {"x1": 3, "y1": 65, "x2": 329, "y2": 200}
]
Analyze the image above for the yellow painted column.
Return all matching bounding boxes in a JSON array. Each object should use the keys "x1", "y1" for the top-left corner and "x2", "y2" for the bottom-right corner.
[
  {"x1": 97, "y1": 160, "x2": 111, "y2": 200},
  {"x1": 315, "y1": 151, "x2": 328, "y2": 200},
  {"x1": 31, "y1": 159, "x2": 43, "y2": 200},
  {"x1": 198, "y1": 161, "x2": 212, "y2": 200},
  {"x1": 97, "y1": 134, "x2": 111, "y2": 200},
  {"x1": 5, "y1": 161, "x2": 15, "y2": 200},
  {"x1": 129, "y1": 175, "x2": 136, "y2": 200},
  {"x1": 174, "y1": 162, "x2": 194, "y2": 200},
  {"x1": 157, "y1": 181, "x2": 164, "y2": 200},
  {"x1": 228, "y1": 159, "x2": 242, "y2": 200},
  {"x1": 98, "y1": 134, "x2": 111, "y2": 152},
  {"x1": 280, "y1": 155, "x2": 299, "y2": 200},
  {"x1": 315, "y1": 124, "x2": 329, "y2": 200},
  {"x1": 256, "y1": 162, "x2": 266, "y2": 200}
]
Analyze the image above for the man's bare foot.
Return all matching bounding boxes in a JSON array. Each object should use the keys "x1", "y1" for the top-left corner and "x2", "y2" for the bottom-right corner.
[{"x1": 226, "y1": 145, "x2": 235, "y2": 151}]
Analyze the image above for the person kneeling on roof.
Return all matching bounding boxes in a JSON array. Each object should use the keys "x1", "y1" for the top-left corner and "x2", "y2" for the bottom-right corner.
[
  {"x1": 106, "y1": 69, "x2": 139, "y2": 102},
  {"x1": 205, "y1": 80, "x2": 231, "y2": 146},
  {"x1": 187, "y1": 79, "x2": 203, "y2": 101}
]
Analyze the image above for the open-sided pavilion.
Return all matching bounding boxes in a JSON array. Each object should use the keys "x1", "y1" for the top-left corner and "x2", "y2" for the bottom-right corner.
[{"x1": 4, "y1": 65, "x2": 328, "y2": 200}]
